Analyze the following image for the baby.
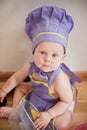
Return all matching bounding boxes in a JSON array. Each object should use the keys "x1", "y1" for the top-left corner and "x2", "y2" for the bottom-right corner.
[{"x1": 0, "y1": 6, "x2": 81, "y2": 130}]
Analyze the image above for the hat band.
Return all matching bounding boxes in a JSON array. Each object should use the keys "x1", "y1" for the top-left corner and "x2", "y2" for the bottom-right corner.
[{"x1": 33, "y1": 32, "x2": 67, "y2": 42}]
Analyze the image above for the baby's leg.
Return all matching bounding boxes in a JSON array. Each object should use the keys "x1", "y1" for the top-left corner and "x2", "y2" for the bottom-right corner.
[
  {"x1": 54, "y1": 110, "x2": 72, "y2": 130},
  {"x1": 13, "y1": 82, "x2": 32, "y2": 107},
  {"x1": 0, "y1": 82, "x2": 32, "y2": 118}
]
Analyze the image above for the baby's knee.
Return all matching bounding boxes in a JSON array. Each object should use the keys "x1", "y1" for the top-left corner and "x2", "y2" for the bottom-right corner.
[
  {"x1": 54, "y1": 111, "x2": 72, "y2": 130},
  {"x1": 15, "y1": 83, "x2": 25, "y2": 94},
  {"x1": 56, "y1": 121, "x2": 71, "y2": 130},
  {"x1": 15, "y1": 84, "x2": 22, "y2": 91}
]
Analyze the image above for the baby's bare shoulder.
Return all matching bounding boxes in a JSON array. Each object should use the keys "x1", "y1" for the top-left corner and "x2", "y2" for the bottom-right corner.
[
  {"x1": 56, "y1": 70, "x2": 69, "y2": 81},
  {"x1": 54, "y1": 70, "x2": 71, "y2": 90}
]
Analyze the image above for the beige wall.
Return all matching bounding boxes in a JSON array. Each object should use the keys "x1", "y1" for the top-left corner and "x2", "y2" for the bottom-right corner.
[{"x1": 0, "y1": 0, "x2": 87, "y2": 71}]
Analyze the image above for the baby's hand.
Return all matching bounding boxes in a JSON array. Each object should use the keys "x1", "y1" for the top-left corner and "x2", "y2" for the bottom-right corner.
[
  {"x1": 34, "y1": 112, "x2": 51, "y2": 130},
  {"x1": 0, "y1": 88, "x2": 7, "y2": 103}
]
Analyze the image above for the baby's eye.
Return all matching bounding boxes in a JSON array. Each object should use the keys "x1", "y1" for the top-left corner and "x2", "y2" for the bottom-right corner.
[
  {"x1": 52, "y1": 54, "x2": 58, "y2": 57},
  {"x1": 40, "y1": 51, "x2": 45, "y2": 55}
]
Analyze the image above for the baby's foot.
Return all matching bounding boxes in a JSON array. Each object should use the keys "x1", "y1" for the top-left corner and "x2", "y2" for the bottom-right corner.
[
  {"x1": 19, "y1": 122, "x2": 25, "y2": 130},
  {"x1": 0, "y1": 106, "x2": 14, "y2": 118}
]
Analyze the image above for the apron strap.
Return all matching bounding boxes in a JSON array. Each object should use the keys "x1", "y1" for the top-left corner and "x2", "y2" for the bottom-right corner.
[{"x1": 61, "y1": 63, "x2": 82, "y2": 85}]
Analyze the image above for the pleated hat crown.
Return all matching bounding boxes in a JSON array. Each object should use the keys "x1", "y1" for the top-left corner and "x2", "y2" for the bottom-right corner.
[{"x1": 25, "y1": 6, "x2": 74, "y2": 52}]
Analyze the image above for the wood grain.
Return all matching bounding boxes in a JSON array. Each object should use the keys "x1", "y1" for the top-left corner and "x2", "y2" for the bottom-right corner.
[{"x1": 0, "y1": 71, "x2": 87, "y2": 81}]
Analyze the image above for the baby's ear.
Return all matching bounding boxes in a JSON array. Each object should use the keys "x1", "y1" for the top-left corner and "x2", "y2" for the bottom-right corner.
[{"x1": 61, "y1": 53, "x2": 67, "y2": 63}]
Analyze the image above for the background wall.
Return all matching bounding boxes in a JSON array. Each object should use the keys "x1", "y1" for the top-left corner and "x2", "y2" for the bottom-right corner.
[{"x1": 0, "y1": 0, "x2": 87, "y2": 71}]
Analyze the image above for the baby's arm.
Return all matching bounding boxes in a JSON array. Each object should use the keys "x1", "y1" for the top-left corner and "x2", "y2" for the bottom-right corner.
[
  {"x1": 0, "y1": 63, "x2": 30, "y2": 103},
  {"x1": 47, "y1": 70, "x2": 73, "y2": 119}
]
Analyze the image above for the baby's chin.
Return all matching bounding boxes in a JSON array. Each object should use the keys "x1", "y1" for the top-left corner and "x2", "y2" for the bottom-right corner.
[
  {"x1": 38, "y1": 64, "x2": 58, "y2": 72},
  {"x1": 42, "y1": 67, "x2": 59, "y2": 72},
  {"x1": 40, "y1": 68, "x2": 53, "y2": 73}
]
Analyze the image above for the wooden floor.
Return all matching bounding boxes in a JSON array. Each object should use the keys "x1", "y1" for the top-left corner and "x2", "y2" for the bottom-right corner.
[{"x1": 0, "y1": 81, "x2": 87, "y2": 130}]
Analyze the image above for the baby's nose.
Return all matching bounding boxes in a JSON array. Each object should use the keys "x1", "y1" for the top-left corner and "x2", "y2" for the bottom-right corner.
[{"x1": 45, "y1": 56, "x2": 51, "y2": 62}]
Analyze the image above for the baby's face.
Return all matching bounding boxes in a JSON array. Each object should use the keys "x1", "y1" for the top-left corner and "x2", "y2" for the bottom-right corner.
[{"x1": 33, "y1": 42, "x2": 66, "y2": 72}]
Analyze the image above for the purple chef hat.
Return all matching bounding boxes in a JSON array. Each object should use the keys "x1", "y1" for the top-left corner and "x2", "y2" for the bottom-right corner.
[{"x1": 25, "y1": 6, "x2": 74, "y2": 52}]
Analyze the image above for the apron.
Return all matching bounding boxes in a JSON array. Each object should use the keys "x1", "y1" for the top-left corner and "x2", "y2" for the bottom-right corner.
[
  {"x1": 9, "y1": 62, "x2": 81, "y2": 130},
  {"x1": 24, "y1": 62, "x2": 82, "y2": 130}
]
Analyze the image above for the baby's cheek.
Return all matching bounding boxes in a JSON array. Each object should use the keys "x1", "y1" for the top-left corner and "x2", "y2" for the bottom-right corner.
[
  {"x1": 38, "y1": 57, "x2": 44, "y2": 63},
  {"x1": 34, "y1": 57, "x2": 43, "y2": 66},
  {"x1": 52, "y1": 63, "x2": 60, "y2": 70}
]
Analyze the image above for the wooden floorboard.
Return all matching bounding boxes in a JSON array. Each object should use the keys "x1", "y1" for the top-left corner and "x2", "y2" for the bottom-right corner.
[
  {"x1": 0, "y1": 81, "x2": 87, "y2": 130},
  {"x1": 70, "y1": 81, "x2": 87, "y2": 129}
]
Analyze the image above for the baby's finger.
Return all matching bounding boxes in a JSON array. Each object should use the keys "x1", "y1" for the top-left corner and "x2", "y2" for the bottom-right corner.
[
  {"x1": 0, "y1": 98, "x2": 4, "y2": 103},
  {"x1": 34, "y1": 121, "x2": 45, "y2": 130}
]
